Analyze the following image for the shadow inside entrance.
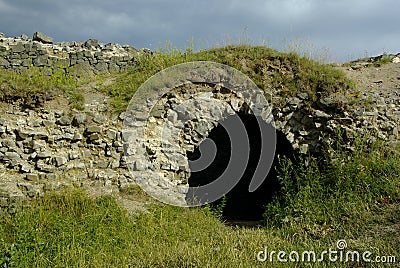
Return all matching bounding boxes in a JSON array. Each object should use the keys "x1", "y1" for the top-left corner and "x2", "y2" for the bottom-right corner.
[{"x1": 186, "y1": 113, "x2": 294, "y2": 222}]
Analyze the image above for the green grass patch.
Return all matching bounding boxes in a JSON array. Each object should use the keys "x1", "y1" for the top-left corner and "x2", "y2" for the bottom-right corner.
[
  {"x1": 0, "y1": 66, "x2": 85, "y2": 110},
  {"x1": 373, "y1": 56, "x2": 392, "y2": 67},
  {"x1": 263, "y1": 132, "x2": 400, "y2": 258}
]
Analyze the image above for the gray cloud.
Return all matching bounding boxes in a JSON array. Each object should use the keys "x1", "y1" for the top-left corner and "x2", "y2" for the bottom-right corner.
[{"x1": 0, "y1": 0, "x2": 399, "y2": 62}]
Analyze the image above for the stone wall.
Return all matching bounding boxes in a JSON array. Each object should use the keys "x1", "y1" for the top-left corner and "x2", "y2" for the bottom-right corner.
[
  {"x1": 122, "y1": 80, "x2": 400, "y2": 205},
  {"x1": 0, "y1": 96, "x2": 134, "y2": 209},
  {"x1": 0, "y1": 80, "x2": 399, "y2": 208},
  {"x1": 0, "y1": 36, "x2": 399, "y2": 209},
  {"x1": 0, "y1": 32, "x2": 145, "y2": 75}
]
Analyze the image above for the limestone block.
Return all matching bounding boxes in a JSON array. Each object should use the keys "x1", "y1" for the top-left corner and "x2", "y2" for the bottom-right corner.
[
  {"x1": 33, "y1": 55, "x2": 48, "y2": 66},
  {"x1": 85, "y1": 39, "x2": 99, "y2": 48},
  {"x1": 25, "y1": 173, "x2": 39, "y2": 182},
  {"x1": 54, "y1": 156, "x2": 68, "y2": 167},
  {"x1": 86, "y1": 125, "x2": 102, "y2": 134},
  {"x1": 0, "y1": 57, "x2": 10, "y2": 67},
  {"x1": 11, "y1": 42, "x2": 25, "y2": 53},
  {"x1": 33, "y1": 32, "x2": 54, "y2": 44},
  {"x1": 56, "y1": 115, "x2": 73, "y2": 126}
]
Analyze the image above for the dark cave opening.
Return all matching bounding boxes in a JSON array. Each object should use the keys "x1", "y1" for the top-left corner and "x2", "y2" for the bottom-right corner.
[{"x1": 186, "y1": 113, "x2": 294, "y2": 222}]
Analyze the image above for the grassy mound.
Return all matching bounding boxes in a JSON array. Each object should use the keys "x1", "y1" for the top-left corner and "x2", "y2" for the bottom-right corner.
[{"x1": 103, "y1": 45, "x2": 355, "y2": 113}]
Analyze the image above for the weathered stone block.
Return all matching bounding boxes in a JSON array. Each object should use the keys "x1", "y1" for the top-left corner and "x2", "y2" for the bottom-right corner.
[
  {"x1": 54, "y1": 57, "x2": 70, "y2": 68},
  {"x1": 33, "y1": 131, "x2": 49, "y2": 140},
  {"x1": 17, "y1": 128, "x2": 34, "y2": 140},
  {"x1": 63, "y1": 133, "x2": 74, "y2": 140},
  {"x1": 86, "y1": 125, "x2": 102, "y2": 134},
  {"x1": 93, "y1": 114, "x2": 107, "y2": 124},
  {"x1": 76, "y1": 51, "x2": 84, "y2": 59},
  {"x1": 88, "y1": 57, "x2": 97, "y2": 64},
  {"x1": 31, "y1": 42, "x2": 43, "y2": 50},
  {"x1": 54, "y1": 156, "x2": 68, "y2": 167},
  {"x1": 11, "y1": 42, "x2": 25, "y2": 53},
  {"x1": 31, "y1": 140, "x2": 46, "y2": 150},
  {"x1": 33, "y1": 32, "x2": 53, "y2": 44},
  {"x1": 82, "y1": 50, "x2": 92, "y2": 58},
  {"x1": 0, "y1": 45, "x2": 8, "y2": 52},
  {"x1": 4, "y1": 152, "x2": 20, "y2": 160},
  {"x1": 11, "y1": 53, "x2": 22, "y2": 60},
  {"x1": 73, "y1": 113, "x2": 86, "y2": 125},
  {"x1": 22, "y1": 59, "x2": 30, "y2": 67},
  {"x1": 97, "y1": 160, "x2": 109, "y2": 169},
  {"x1": 33, "y1": 55, "x2": 48, "y2": 66},
  {"x1": 26, "y1": 173, "x2": 39, "y2": 182},
  {"x1": 89, "y1": 133, "x2": 101, "y2": 141},
  {"x1": 106, "y1": 129, "x2": 118, "y2": 140},
  {"x1": 10, "y1": 59, "x2": 22, "y2": 66},
  {"x1": 85, "y1": 39, "x2": 99, "y2": 48},
  {"x1": 0, "y1": 57, "x2": 10, "y2": 67},
  {"x1": 94, "y1": 52, "x2": 104, "y2": 59},
  {"x1": 37, "y1": 151, "x2": 52, "y2": 159},
  {"x1": 46, "y1": 173, "x2": 59, "y2": 180},
  {"x1": 24, "y1": 43, "x2": 33, "y2": 52},
  {"x1": 72, "y1": 133, "x2": 83, "y2": 141},
  {"x1": 56, "y1": 115, "x2": 73, "y2": 126}
]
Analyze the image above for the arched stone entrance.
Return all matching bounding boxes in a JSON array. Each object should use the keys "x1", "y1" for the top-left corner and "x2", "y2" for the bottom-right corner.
[{"x1": 186, "y1": 112, "x2": 294, "y2": 221}]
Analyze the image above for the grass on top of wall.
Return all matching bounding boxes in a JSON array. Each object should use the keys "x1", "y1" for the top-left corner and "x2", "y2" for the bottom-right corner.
[{"x1": 102, "y1": 45, "x2": 355, "y2": 113}]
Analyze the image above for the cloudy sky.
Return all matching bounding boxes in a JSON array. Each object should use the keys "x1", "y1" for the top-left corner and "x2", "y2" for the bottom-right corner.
[{"x1": 0, "y1": 0, "x2": 398, "y2": 62}]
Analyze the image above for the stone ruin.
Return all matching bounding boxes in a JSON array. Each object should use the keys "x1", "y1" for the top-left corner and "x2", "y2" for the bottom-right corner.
[
  {"x1": 0, "y1": 35, "x2": 399, "y2": 218},
  {"x1": 122, "y1": 61, "x2": 399, "y2": 214},
  {"x1": 0, "y1": 32, "x2": 146, "y2": 75}
]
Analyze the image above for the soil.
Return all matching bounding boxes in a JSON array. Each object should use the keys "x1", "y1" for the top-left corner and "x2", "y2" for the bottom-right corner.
[{"x1": 337, "y1": 62, "x2": 400, "y2": 102}]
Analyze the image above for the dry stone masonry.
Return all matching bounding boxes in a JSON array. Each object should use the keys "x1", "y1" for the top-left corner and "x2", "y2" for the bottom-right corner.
[
  {"x1": 0, "y1": 32, "x2": 145, "y2": 75},
  {"x1": 0, "y1": 100, "x2": 133, "y2": 207},
  {"x1": 123, "y1": 80, "x2": 400, "y2": 205},
  {"x1": 0, "y1": 35, "x2": 399, "y2": 209}
]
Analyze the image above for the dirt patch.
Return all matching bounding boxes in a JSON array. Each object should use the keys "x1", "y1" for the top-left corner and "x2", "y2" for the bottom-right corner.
[
  {"x1": 337, "y1": 62, "x2": 400, "y2": 102},
  {"x1": 0, "y1": 85, "x2": 63, "y2": 110},
  {"x1": 43, "y1": 95, "x2": 70, "y2": 112}
]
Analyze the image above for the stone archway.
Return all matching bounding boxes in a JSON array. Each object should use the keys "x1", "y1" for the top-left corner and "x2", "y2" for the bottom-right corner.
[
  {"x1": 123, "y1": 61, "x2": 336, "y2": 208},
  {"x1": 124, "y1": 79, "x2": 277, "y2": 206}
]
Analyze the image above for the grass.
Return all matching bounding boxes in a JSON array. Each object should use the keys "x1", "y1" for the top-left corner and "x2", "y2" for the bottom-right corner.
[
  {"x1": 264, "y1": 131, "x2": 400, "y2": 238},
  {"x1": 102, "y1": 45, "x2": 355, "y2": 113},
  {"x1": 0, "y1": 65, "x2": 85, "y2": 110},
  {"x1": 373, "y1": 56, "x2": 392, "y2": 67},
  {"x1": 0, "y1": 133, "x2": 398, "y2": 267}
]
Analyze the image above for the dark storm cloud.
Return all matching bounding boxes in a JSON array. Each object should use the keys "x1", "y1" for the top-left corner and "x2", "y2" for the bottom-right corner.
[{"x1": 0, "y1": 0, "x2": 399, "y2": 62}]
